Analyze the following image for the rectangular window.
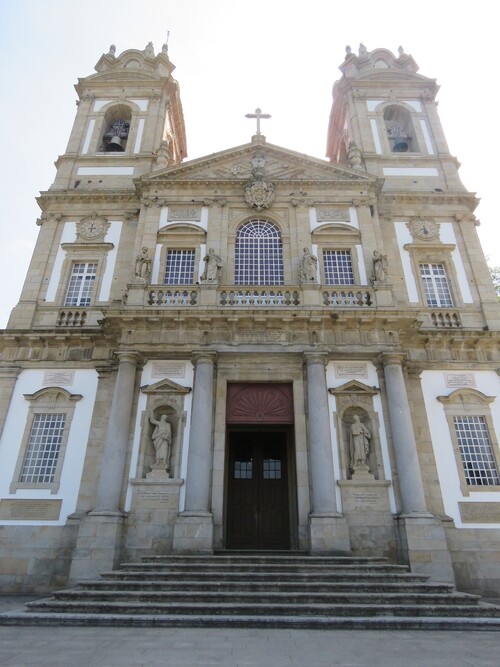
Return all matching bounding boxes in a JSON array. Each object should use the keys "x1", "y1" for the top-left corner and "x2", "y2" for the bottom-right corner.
[
  {"x1": 454, "y1": 415, "x2": 500, "y2": 486},
  {"x1": 19, "y1": 413, "x2": 66, "y2": 484},
  {"x1": 420, "y1": 263, "x2": 453, "y2": 307},
  {"x1": 323, "y1": 250, "x2": 355, "y2": 285},
  {"x1": 164, "y1": 250, "x2": 195, "y2": 285},
  {"x1": 65, "y1": 262, "x2": 97, "y2": 306}
]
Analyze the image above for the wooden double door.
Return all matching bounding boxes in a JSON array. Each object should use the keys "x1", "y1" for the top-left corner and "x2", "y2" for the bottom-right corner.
[{"x1": 226, "y1": 429, "x2": 291, "y2": 550}]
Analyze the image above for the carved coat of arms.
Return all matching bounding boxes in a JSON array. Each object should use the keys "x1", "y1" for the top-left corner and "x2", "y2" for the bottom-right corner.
[{"x1": 244, "y1": 153, "x2": 274, "y2": 211}]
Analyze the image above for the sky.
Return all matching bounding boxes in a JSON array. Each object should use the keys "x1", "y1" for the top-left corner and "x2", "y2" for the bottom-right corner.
[{"x1": 0, "y1": 0, "x2": 498, "y2": 327}]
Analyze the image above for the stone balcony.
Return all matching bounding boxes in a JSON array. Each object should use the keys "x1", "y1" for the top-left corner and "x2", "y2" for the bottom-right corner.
[{"x1": 125, "y1": 284, "x2": 384, "y2": 310}]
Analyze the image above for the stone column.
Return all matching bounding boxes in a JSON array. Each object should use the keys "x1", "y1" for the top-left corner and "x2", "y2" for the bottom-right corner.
[
  {"x1": 382, "y1": 353, "x2": 428, "y2": 516},
  {"x1": 92, "y1": 351, "x2": 140, "y2": 514},
  {"x1": 69, "y1": 351, "x2": 139, "y2": 583},
  {"x1": 304, "y1": 353, "x2": 350, "y2": 554},
  {"x1": 382, "y1": 353, "x2": 455, "y2": 584},
  {"x1": 173, "y1": 352, "x2": 216, "y2": 553}
]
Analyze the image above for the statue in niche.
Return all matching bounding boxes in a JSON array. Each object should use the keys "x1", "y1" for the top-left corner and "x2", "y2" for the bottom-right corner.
[
  {"x1": 299, "y1": 247, "x2": 318, "y2": 283},
  {"x1": 134, "y1": 247, "x2": 152, "y2": 283},
  {"x1": 200, "y1": 248, "x2": 222, "y2": 283},
  {"x1": 372, "y1": 250, "x2": 388, "y2": 283},
  {"x1": 349, "y1": 415, "x2": 371, "y2": 468},
  {"x1": 149, "y1": 413, "x2": 172, "y2": 472}
]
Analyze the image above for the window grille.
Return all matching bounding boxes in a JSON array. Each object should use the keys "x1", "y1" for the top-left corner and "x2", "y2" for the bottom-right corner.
[
  {"x1": 235, "y1": 220, "x2": 284, "y2": 285},
  {"x1": 164, "y1": 249, "x2": 195, "y2": 284},
  {"x1": 323, "y1": 250, "x2": 355, "y2": 285},
  {"x1": 454, "y1": 415, "x2": 500, "y2": 486},
  {"x1": 65, "y1": 262, "x2": 97, "y2": 306},
  {"x1": 420, "y1": 263, "x2": 453, "y2": 307},
  {"x1": 19, "y1": 414, "x2": 66, "y2": 484}
]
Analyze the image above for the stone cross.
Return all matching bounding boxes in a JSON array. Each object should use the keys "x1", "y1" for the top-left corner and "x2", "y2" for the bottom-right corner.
[{"x1": 245, "y1": 108, "x2": 271, "y2": 135}]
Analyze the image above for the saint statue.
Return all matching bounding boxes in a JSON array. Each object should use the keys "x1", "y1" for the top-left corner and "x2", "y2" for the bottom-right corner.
[
  {"x1": 372, "y1": 250, "x2": 388, "y2": 283},
  {"x1": 299, "y1": 247, "x2": 318, "y2": 283},
  {"x1": 349, "y1": 415, "x2": 371, "y2": 468},
  {"x1": 135, "y1": 247, "x2": 152, "y2": 282},
  {"x1": 200, "y1": 248, "x2": 222, "y2": 283},
  {"x1": 149, "y1": 413, "x2": 172, "y2": 471}
]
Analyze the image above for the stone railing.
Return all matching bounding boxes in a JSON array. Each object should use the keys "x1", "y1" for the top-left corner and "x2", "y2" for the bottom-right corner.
[
  {"x1": 147, "y1": 289, "x2": 198, "y2": 306},
  {"x1": 322, "y1": 289, "x2": 373, "y2": 307},
  {"x1": 57, "y1": 309, "x2": 88, "y2": 326},
  {"x1": 220, "y1": 289, "x2": 300, "y2": 306},
  {"x1": 140, "y1": 284, "x2": 380, "y2": 309}
]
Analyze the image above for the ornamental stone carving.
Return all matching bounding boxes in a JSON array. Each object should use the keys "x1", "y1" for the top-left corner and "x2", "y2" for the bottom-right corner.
[{"x1": 244, "y1": 153, "x2": 274, "y2": 211}]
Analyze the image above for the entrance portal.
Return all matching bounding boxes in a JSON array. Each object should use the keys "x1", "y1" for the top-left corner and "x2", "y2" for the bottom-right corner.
[{"x1": 226, "y1": 429, "x2": 290, "y2": 549}]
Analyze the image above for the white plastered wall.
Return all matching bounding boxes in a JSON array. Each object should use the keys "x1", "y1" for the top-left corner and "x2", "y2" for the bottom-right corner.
[
  {"x1": 0, "y1": 369, "x2": 98, "y2": 526},
  {"x1": 421, "y1": 370, "x2": 500, "y2": 528}
]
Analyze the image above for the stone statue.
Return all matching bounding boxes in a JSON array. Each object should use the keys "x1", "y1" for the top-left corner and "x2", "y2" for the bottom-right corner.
[
  {"x1": 359, "y1": 43, "x2": 368, "y2": 57},
  {"x1": 347, "y1": 141, "x2": 363, "y2": 169},
  {"x1": 372, "y1": 250, "x2": 388, "y2": 283},
  {"x1": 299, "y1": 247, "x2": 318, "y2": 283},
  {"x1": 134, "y1": 247, "x2": 152, "y2": 282},
  {"x1": 150, "y1": 413, "x2": 172, "y2": 470},
  {"x1": 200, "y1": 248, "x2": 222, "y2": 283},
  {"x1": 349, "y1": 415, "x2": 371, "y2": 468}
]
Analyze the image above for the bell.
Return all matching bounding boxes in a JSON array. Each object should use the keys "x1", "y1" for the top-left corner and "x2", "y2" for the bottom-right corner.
[
  {"x1": 393, "y1": 141, "x2": 409, "y2": 152},
  {"x1": 105, "y1": 135, "x2": 124, "y2": 152}
]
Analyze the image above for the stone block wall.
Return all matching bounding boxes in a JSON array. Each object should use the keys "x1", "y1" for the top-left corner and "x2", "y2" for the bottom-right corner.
[{"x1": 0, "y1": 524, "x2": 78, "y2": 593}]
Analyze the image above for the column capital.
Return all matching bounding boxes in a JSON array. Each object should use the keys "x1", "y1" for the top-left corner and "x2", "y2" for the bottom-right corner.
[
  {"x1": 0, "y1": 366, "x2": 22, "y2": 379},
  {"x1": 191, "y1": 351, "x2": 217, "y2": 367},
  {"x1": 380, "y1": 352, "x2": 406, "y2": 368},
  {"x1": 303, "y1": 351, "x2": 328, "y2": 367},
  {"x1": 114, "y1": 350, "x2": 142, "y2": 365}
]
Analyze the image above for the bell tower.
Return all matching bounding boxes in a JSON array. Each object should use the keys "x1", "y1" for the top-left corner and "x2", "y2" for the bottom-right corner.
[
  {"x1": 51, "y1": 41, "x2": 187, "y2": 191},
  {"x1": 326, "y1": 44, "x2": 464, "y2": 193}
]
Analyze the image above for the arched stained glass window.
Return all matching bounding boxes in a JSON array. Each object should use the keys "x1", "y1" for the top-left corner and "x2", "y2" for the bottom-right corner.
[{"x1": 235, "y1": 219, "x2": 284, "y2": 285}]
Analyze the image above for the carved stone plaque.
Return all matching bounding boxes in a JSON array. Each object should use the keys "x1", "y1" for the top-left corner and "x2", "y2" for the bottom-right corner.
[
  {"x1": 43, "y1": 371, "x2": 75, "y2": 386},
  {"x1": 459, "y1": 502, "x2": 500, "y2": 523},
  {"x1": 151, "y1": 363, "x2": 186, "y2": 379},
  {"x1": 317, "y1": 208, "x2": 350, "y2": 222},
  {"x1": 445, "y1": 373, "x2": 476, "y2": 388},
  {"x1": 235, "y1": 330, "x2": 286, "y2": 344},
  {"x1": 334, "y1": 364, "x2": 368, "y2": 379},
  {"x1": 0, "y1": 499, "x2": 62, "y2": 520},
  {"x1": 167, "y1": 207, "x2": 202, "y2": 222}
]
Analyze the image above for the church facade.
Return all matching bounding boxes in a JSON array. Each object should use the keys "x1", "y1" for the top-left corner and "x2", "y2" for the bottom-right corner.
[{"x1": 1, "y1": 43, "x2": 500, "y2": 596}]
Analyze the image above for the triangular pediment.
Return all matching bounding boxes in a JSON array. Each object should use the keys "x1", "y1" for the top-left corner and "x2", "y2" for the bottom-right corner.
[
  {"x1": 328, "y1": 380, "x2": 379, "y2": 396},
  {"x1": 141, "y1": 377, "x2": 191, "y2": 395},
  {"x1": 139, "y1": 141, "x2": 378, "y2": 186}
]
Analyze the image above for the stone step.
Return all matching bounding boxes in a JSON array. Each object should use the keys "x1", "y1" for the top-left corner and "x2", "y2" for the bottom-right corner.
[
  {"x1": 120, "y1": 561, "x2": 409, "y2": 573},
  {"x1": 3, "y1": 611, "x2": 500, "y2": 630},
  {"x1": 143, "y1": 554, "x2": 389, "y2": 565},
  {"x1": 50, "y1": 589, "x2": 480, "y2": 606},
  {"x1": 24, "y1": 599, "x2": 500, "y2": 618},
  {"x1": 102, "y1": 570, "x2": 430, "y2": 583},
  {"x1": 78, "y1": 579, "x2": 455, "y2": 594}
]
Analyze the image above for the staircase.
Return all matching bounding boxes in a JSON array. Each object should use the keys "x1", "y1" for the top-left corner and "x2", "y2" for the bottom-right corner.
[{"x1": 2, "y1": 553, "x2": 500, "y2": 629}]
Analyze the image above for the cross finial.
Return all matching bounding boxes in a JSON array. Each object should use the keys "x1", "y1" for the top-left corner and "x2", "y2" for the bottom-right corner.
[{"x1": 245, "y1": 107, "x2": 271, "y2": 136}]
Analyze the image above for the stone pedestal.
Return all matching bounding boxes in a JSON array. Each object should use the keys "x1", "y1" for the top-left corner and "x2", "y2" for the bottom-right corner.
[
  {"x1": 173, "y1": 511, "x2": 214, "y2": 554},
  {"x1": 68, "y1": 512, "x2": 125, "y2": 584},
  {"x1": 309, "y1": 513, "x2": 350, "y2": 554},
  {"x1": 338, "y1": 478, "x2": 396, "y2": 558},
  {"x1": 396, "y1": 514, "x2": 456, "y2": 585},
  {"x1": 125, "y1": 283, "x2": 147, "y2": 306},
  {"x1": 125, "y1": 477, "x2": 183, "y2": 560}
]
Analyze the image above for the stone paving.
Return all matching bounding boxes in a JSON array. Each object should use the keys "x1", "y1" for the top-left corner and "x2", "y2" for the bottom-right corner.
[{"x1": 1, "y1": 597, "x2": 499, "y2": 666}]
